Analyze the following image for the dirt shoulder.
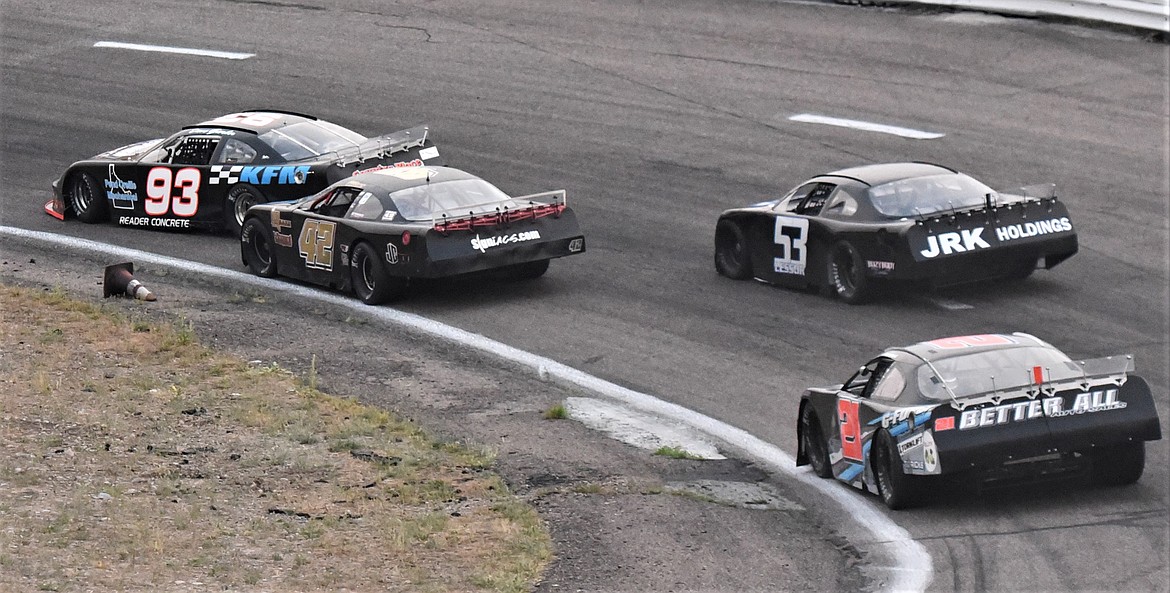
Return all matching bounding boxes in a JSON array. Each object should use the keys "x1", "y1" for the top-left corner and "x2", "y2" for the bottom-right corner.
[{"x1": 0, "y1": 236, "x2": 866, "y2": 593}]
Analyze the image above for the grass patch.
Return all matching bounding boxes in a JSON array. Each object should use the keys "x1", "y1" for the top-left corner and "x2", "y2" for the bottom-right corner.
[
  {"x1": 654, "y1": 445, "x2": 704, "y2": 460},
  {"x1": 0, "y1": 283, "x2": 550, "y2": 592},
  {"x1": 543, "y1": 403, "x2": 568, "y2": 420}
]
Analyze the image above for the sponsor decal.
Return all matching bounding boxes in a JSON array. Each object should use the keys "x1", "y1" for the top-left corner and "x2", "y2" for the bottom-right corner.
[
  {"x1": 919, "y1": 227, "x2": 990, "y2": 258},
  {"x1": 118, "y1": 216, "x2": 190, "y2": 228},
  {"x1": 866, "y1": 260, "x2": 894, "y2": 271},
  {"x1": 897, "y1": 433, "x2": 923, "y2": 456},
  {"x1": 105, "y1": 164, "x2": 138, "y2": 209},
  {"x1": 351, "y1": 159, "x2": 424, "y2": 176},
  {"x1": 922, "y1": 431, "x2": 938, "y2": 473},
  {"x1": 471, "y1": 230, "x2": 541, "y2": 253},
  {"x1": 209, "y1": 165, "x2": 310, "y2": 185},
  {"x1": 270, "y1": 211, "x2": 291, "y2": 231},
  {"x1": 274, "y1": 232, "x2": 293, "y2": 247},
  {"x1": 381, "y1": 211, "x2": 397, "y2": 221},
  {"x1": 958, "y1": 389, "x2": 1125, "y2": 430},
  {"x1": 879, "y1": 405, "x2": 933, "y2": 430},
  {"x1": 995, "y1": 217, "x2": 1072, "y2": 242},
  {"x1": 386, "y1": 242, "x2": 399, "y2": 265},
  {"x1": 568, "y1": 238, "x2": 584, "y2": 253},
  {"x1": 934, "y1": 416, "x2": 955, "y2": 432},
  {"x1": 419, "y1": 146, "x2": 440, "y2": 160}
]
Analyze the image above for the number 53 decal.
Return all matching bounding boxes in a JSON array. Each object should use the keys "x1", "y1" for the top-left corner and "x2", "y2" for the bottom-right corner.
[
  {"x1": 773, "y1": 215, "x2": 809, "y2": 276},
  {"x1": 299, "y1": 220, "x2": 337, "y2": 271}
]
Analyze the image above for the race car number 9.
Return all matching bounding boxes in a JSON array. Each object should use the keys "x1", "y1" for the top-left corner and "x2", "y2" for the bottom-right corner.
[
  {"x1": 773, "y1": 215, "x2": 809, "y2": 276},
  {"x1": 146, "y1": 167, "x2": 200, "y2": 217},
  {"x1": 837, "y1": 398, "x2": 864, "y2": 462}
]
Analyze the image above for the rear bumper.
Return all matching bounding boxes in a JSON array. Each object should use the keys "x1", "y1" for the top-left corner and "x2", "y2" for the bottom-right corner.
[{"x1": 415, "y1": 235, "x2": 585, "y2": 278}]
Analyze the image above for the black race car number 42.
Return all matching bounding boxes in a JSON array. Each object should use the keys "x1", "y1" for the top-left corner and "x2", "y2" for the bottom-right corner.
[
  {"x1": 299, "y1": 220, "x2": 337, "y2": 271},
  {"x1": 773, "y1": 215, "x2": 808, "y2": 276}
]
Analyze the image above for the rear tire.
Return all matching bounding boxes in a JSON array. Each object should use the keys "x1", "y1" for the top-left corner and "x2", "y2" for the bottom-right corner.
[
  {"x1": 1091, "y1": 441, "x2": 1145, "y2": 486},
  {"x1": 714, "y1": 219, "x2": 752, "y2": 279},
  {"x1": 873, "y1": 431, "x2": 921, "y2": 510},
  {"x1": 70, "y1": 172, "x2": 106, "y2": 223},
  {"x1": 827, "y1": 240, "x2": 873, "y2": 304},
  {"x1": 800, "y1": 406, "x2": 833, "y2": 479},
  {"x1": 351, "y1": 242, "x2": 404, "y2": 305},
  {"x1": 508, "y1": 259, "x2": 550, "y2": 280},
  {"x1": 225, "y1": 184, "x2": 263, "y2": 236},
  {"x1": 241, "y1": 218, "x2": 277, "y2": 278}
]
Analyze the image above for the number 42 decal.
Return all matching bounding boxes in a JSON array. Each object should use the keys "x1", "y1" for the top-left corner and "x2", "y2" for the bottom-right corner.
[
  {"x1": 299, "y1": 220, "x2": 337, "y2": 271},
  {"x1": 773, "y1": 215, "x2": 809, "y2": 276}
]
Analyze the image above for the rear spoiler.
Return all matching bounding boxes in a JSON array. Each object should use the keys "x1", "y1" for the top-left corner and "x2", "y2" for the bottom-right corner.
[
  {"x1": 941, "y1": 354, "x2": 1134, "y2": 411},
  {"x1": 325, "y1": 125, "x2": 433, "y2": 167},
  {"x1": 432, "y1": 190, "x2": 567, "y2": 234}
]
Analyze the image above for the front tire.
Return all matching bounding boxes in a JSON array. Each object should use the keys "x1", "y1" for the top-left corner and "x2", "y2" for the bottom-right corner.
[
  {"x1": 714, "y1": 219, "x2": 752, "y2": 279},
  {"x1": 69, "y1": 172, "x2": 106, "y2": 223},
  {"x1": 351, "y1": 242, "x2": 405, "y2": 305},
  {"x1": 225, "y1": 184, "x2": 263, "y2": 236},
  {"x1": 1091, "y1": 441, "x2": 1145, "y2": 486},
  {"x1": 873, "y1": 431, "x2": 921, "y2": 510},
  {"x1": 241, "y1": 218, "x2": 277, "y2": 278},
  {"x1": 800, "y1": 406, "x2": 833, "y2": 479},
  {"x1": 827, "y1": 240, "x2": 873, "y2": 304}
]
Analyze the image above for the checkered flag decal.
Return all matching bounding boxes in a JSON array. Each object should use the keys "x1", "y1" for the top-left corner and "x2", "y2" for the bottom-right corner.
[{"x1": 209, "y1": 165, "x2": 244, "y2": 185}]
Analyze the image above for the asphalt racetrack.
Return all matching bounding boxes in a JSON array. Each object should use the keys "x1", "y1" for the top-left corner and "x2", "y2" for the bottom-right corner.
[{"x1": 2, "y1": 1, "x2": 1167, "y2": 591}]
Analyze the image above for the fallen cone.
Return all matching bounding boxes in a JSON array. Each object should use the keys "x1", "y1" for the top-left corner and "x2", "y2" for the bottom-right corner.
[{"x1": 103, "y1": 262, "x2": 156, "y2": 301}]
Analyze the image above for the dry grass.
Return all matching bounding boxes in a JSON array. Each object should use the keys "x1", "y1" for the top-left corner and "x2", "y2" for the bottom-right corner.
[{"x1": 0, "y1": 284, "x2": 550, "y2": 592}]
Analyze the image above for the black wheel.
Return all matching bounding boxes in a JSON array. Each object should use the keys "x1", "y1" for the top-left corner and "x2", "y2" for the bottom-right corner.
[
  {"x1": 872, "y1": 431, "x2": 920, "y2": 510},
  {"x1": 69, "y1": 172, "x2": 106, "y2": 223},
  {"x1": 827, "y1": 240, "x2": 873, "y2": 304},
  {"x1": 1091, "y1": 441, "x2": 1145, "y2": 486},
  {"x1": 351, "y1": 242, "x2": 405, "y2": 305},
  {"x1": 225, "y1": 184, "x2": 263, "y2": 235},
  {"x1": 800, "y1": 406, "x2": 833, "y2": 479},
  {"x1": 240, "y1": 218, "x2": 277, "y2": 278},
  {"x1": 508, "y1": 259, "x2": 551, "y2": 280},
  {"x1": 714, "y1": 219, "x2": 752, "y2": 279}
]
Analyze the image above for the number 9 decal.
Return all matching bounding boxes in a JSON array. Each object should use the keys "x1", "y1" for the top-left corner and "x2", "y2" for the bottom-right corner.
[
  {"x1": 146, "y1": 167, "x2": 201, "y2": 217},
  {"x1": 838, "y1": 398, "x2": 863, "y2": 462}
]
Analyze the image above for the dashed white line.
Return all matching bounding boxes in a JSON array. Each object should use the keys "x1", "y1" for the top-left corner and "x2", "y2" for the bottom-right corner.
[
  {"x1": 789, "y1": 113, "x2": 945, "y2": 139},
  {"x1": 0, "y1": 225, "x2": 934, "y2": 593},
  {"x1": 94, "y1": 41, "x2": 254, "y2": 60}
]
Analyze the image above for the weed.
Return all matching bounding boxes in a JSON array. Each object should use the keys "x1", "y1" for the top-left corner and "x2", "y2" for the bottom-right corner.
[
  {"x1": 654, "y1": 445, "x2": 703, "y2": 460},
  {"x1": 543, "y1": 404, "x2": 567, "y2": 420}
]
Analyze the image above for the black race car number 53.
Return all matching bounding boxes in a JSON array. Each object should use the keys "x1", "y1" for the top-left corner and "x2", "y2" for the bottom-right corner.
[{"x1": 773, "y1": 215, "x2": 809, "y2": 276}]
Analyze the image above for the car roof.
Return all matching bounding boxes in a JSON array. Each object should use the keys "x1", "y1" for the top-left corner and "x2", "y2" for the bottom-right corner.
[
  {"x1": 886, "y1": 333, "x2": 1055, "y2": 363},
  {"x1": 345, "y1": 166, "x2": 480, "y2": 193},
  {"x1": 816, "y1": 162, "x2": 959, "y2": 187},
  {"x1": 189, "y1": 110, "x2": 318, "y2": 134}
]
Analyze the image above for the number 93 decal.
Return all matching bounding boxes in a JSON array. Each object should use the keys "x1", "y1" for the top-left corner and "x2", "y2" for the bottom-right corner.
[{"x1": 773, "y1": 215, "x2": 809, "y2": 276}]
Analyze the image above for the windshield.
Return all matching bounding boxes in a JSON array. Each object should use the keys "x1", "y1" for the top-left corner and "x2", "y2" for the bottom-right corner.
[
  {"x1": 868, "y1": 173, "x2": 994, "y2": 218},
  {"x1": 390, "y1": 179, "x2": 517, "y2": 221},
  {"x1": 917, "y1": 346, "x2": 1083, "y2": 400},
  {"x1": 258, "y1": 121, "x2": 366, "y2": 161}
]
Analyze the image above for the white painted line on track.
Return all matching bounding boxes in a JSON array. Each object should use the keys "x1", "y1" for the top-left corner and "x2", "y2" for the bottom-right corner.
[
  {"x1": 928, "y1": 297, "x2": 975, "y2": 311},
  {"x1": 0, "y1": 225, "x2": 933, "y2": 593},
  {"x1": 789, "y1": 114, "x2": 945, "y2": 139},
  {"x1": 94, "y1": 41, "x2": 254, "y2": 60}
]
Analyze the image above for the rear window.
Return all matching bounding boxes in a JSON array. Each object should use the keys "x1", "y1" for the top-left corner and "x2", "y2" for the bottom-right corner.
[
  {"x1": 258, "y1": 121, "x2": 365, "y2": 161},
  {"x1": 917, "y1": 346, "x2": 1079, "y2": 400},
  {"x1": 389, "y1": 179, "x2": 517, "y2": 221},
  {"x1": 868, "y1": 173, "x2": 994, "y2": 218}
]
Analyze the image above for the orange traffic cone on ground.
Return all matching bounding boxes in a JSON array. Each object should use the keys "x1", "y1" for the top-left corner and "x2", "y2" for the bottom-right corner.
[{"x1": 103, "y1": 262, "x2": 156, "y2": 301}]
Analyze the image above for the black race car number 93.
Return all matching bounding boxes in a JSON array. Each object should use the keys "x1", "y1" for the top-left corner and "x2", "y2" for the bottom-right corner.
[{"x1": 773, "y1": 215, "x2": 809, "y2": 276}]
